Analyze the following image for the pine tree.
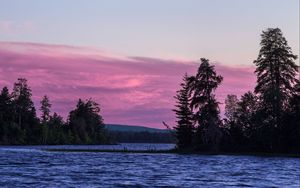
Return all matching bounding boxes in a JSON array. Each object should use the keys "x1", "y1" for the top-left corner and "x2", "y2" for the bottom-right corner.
[
  {"x1": 0, "y1": 87, "x2": 12, "y2": 123},
  {"x1": 11, "y1": 78, "x2": 39, "y2": 143},
  {"x1": 254, "y1": 28, "x2": 298, "y2": 128},
  {"x1": 68, "y1": 99, "x2": 106, "y2": 144},
  {"x1": 40, "y1": 95, "x2": 52, "y2": 144},
  {"x1": 173, "y1": 73, "x2": 194, "y2": 150},
  {"x1": 254, "y1": 28, "x2": 298, "y2": 151},
  {"x1": 40, "y1": 95, "x2": 51, "y2": 124},
  {"x1": 48, "y1": 112, "x2": 66, "y2": 144},
  {"x1": 12, "y1": 78, "x2": 36, "y2": 128},
  {"x1": 188, "y1": 58, "x2": 223, "y2": 151},
  {"x1": 0, "y1": 87, "x2": 12, "y2": 143}
]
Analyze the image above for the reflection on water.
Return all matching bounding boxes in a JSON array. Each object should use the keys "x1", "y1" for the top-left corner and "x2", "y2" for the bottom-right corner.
[{"x1": 0, "y1": 144, "x2": 299, "y2": 187}]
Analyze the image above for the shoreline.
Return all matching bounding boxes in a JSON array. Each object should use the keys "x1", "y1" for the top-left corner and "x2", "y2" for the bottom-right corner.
[
  {"x1": 1, "y1": 144, "x2": 298, "y2": 158},
  {"x1": 43, "y1": 148, "x2": 300, "y2": 158}
]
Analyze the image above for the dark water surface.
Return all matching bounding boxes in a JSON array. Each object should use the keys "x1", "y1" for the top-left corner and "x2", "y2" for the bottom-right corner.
[{"x1": 0, "y1": 144, "x2": 299, "y2": 187}]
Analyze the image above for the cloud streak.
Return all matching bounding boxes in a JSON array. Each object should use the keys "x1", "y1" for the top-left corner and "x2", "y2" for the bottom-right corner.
[{"x1": 0, "y1": 42, "x2": 256, "y2": 128}]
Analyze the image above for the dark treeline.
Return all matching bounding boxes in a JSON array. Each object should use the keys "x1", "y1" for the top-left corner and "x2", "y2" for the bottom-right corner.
[
  {"x1": 0, "y1": 78, "x2": 108, "y2": 145},
  {"x1": 0, "y1": 27, "x2": 299, "y2": 152},
  {"x1": 173, "y1": 28, "x2": 300, "y2": 154},
  {"x1": 109, "y1": 131, "x2": 175, "y2": 143}
]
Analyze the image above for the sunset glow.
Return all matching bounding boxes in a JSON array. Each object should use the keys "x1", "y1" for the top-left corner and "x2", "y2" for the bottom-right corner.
[
  {"x1": 0, "y1": 42, "x2": 256, "y2": 127},
  {"x1": 0, "y1": 0, "x2": 298, "y2": 128}
]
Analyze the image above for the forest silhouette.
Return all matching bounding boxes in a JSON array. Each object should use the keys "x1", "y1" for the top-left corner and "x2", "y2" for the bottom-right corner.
[
  {"x1": 173, "y1": 28, "x2": 300, "y2": 154},
  {"x1": 0, "y1": 28, "x2": 299, "y2": 154}
]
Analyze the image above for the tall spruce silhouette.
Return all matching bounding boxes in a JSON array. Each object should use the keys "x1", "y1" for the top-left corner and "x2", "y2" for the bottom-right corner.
[
  {"x1": 254, "y1": 28, "x2": 298, "y2": 151},
  {"x1": 40, "y1": 95, "x2": 52, "y2": 144},
  {"x1": 0, "y1": 87, "x2": 11, "y2": 123},
  {"x1": 11, "y1": 78, "x2": 39, "y2": 143},
  {"x1": 254, "y1": 28, "x2": 298, "y2": 128},
  {"x1": 40, "y1": 95, "x2": 51, "y2": 124},
  {"x1": 173, "y1": 73, "x2": 194, "y2": 150},
  {"x1": 0, "y1": 87, "x2": 12, "y2": 143},
  {"x1": 188, "y1": 58, "x2": 223, "y2": 151}
]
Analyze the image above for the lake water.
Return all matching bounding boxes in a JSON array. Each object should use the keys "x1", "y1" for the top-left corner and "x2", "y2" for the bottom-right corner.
[{"x1": 0, "y1": 144, "x2": 299, "y2": 187}]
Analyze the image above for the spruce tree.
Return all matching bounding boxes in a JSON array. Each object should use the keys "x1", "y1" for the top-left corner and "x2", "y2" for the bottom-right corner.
[
  {"x1": 254, "y1": 28, "x2": 298, "y2": 128},
  {"x1": 12, "y1": 78, "x2": 39, "y2": 143},
  {"x1": 0, "y1": 87, "x2": 12, "y2": 143},
  {"x1": 173, "y1": 73, "x2": 194, "y2": 150},
  {"x1": 188, "y1": 58, "x2": 223, "y2": 151},
  {"x1": 0, "y1": 87, "x2": 12, "y2": 123},
  {"x1": 47, "y1": 113, "x2": 66, "y2": 144},
  {"x1": 40, "y1": 95, "x2": 51, "y2": 124},
  {"x1": 68, "y1": 99, "x2": 106, "y2": 144},
  {"x1": 40, "y1": 95, "x2": 52, "y2": 144},
  {"x1": 12, "y1": 78, "x2": 36, "y2": 128}
]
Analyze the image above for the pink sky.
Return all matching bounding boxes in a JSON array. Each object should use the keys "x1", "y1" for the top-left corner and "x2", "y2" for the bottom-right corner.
[{"x1": 0, "y1": 42, "x2": 256, "y2": 128}]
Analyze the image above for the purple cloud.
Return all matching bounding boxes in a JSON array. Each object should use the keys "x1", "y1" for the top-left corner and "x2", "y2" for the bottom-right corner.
[{"x1": 0, "y1": 42, "x2": 256, "y2": 128}]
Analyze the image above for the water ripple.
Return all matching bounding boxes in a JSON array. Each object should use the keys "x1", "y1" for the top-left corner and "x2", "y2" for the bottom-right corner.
[{"x1": 0, "y1": 144, "x2": 299, "y2": 187}]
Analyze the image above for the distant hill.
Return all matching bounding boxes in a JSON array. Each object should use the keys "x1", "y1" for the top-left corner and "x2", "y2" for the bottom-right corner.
[
  {"x1": 105, "y1": 124, "x2": 169, "y2": 133},
  {"x1": 106, "y1": 124, "x2": 175, "y2": 143}
]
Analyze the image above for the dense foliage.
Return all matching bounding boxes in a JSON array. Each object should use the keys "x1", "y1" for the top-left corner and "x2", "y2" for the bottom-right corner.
[
  {"x1": 0, "y1": 78, "x2": 108, "y2": 145},
  {"x1": 174, "y1": 58, "x2": 223, "y2": 151},
  {"x1": 173, "y1": 74, "x2": 194, "y2": 149},
  {"x1": 174, "y1": 28, "x2": 300, "y2": 154}
]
